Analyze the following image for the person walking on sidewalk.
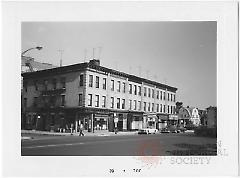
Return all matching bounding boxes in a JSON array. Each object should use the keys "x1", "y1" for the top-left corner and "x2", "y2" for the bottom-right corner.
[{"x1": 79, "y1": 123, "x2": 84, "y2": 136}]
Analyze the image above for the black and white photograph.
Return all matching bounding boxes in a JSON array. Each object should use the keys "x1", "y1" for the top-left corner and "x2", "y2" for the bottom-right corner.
[
  {"x1": 21, "y1": 21, "x2": 217, "y2": 156},
  {"x1": 1, "y1": 1, "x2": 239, "y2": 177}
]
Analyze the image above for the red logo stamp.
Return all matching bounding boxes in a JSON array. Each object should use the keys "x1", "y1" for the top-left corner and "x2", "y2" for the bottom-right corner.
[{"x1": 135, "y1": 140, "x2": 165, "y2": 168}]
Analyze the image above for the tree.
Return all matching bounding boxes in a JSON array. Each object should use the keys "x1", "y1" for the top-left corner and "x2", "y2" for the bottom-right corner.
[{"x1": 175, "y1": 102, "x2": 183, "y2": 114}]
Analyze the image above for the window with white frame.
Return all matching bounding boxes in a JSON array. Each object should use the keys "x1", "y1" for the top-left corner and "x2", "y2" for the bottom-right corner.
[
  {"x1": 117, "y1": 98, "x2": 120, "y2": 109},
  {"x1": 111, "y1": 97, "x2": 114, "y2": 108},
  {"x1": 95, "y1": 95, "x2": 99, "y2": 107},
  {"x1": 88, "y1": 94, "x2": 92, "y2": 106},
  {"x1": 117, "y1": 81, "x2": 121, "y2": 92},
  {"x1": 102, "y1": 96, "x2": 106, "y2": 108},
  {"x1": 96, "y1": 76, "x2": 99, "y2": 88},
  {"x1": 89, "y1": 75, "x2": 93, "y2": 87},
  {"x1": 122, "y1": 99, "x2": 125, "y2": 109}
]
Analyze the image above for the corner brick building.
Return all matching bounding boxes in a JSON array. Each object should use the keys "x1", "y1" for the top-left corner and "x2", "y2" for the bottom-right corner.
[{"x1": 21, "y1": 59, "x2": 178, "y2": 133}]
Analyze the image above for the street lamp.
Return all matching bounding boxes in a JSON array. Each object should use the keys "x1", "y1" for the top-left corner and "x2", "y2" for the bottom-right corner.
[{"x1": 21, "y1": 46, "x2": 43, "y2": 56}]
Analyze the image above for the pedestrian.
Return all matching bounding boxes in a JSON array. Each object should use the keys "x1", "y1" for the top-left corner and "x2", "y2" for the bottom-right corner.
[
  {"x1": 114, "y1": 127, "x2": 118, "y2": 134},
  {"x1": 79, "y1": 123, "x2": 84, "y2": 136}
]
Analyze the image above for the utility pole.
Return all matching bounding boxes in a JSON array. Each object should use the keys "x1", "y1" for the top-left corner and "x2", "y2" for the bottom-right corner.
[{"x1": 58, "y1": 49, "x2": 64, "y2": 67}]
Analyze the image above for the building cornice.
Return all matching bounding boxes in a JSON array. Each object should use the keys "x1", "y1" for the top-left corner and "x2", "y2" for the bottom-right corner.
[{"x1": 22, "y1": 61, "x2": 178, "y2": 92}]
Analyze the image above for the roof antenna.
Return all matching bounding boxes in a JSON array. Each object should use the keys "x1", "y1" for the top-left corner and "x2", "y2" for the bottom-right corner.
[
  {"x1": 138, "y1": 65, "x2": 142, "y2": 77},
  {"x1": 115, "y1": 61, "x2": 118, "y2": 70},
  {"x1": 129, "y1": 66, "x2": 132, "y2": 74},
  {"x1": 58, "y1": 49, "x2": 64, "y2": 67},
  {"x1": 98, "y1": 47, "x2": 102, "y2": 60},
  {"x1": 146, "y1": 70, "x2": 149, "y2": 79},
  {"x1": 84, "y1": 49, "x2": 87, "y2": 62},
  {"x1": 153, "y1": 74, "x2": 158, "y2": 81},
  {"x1": 92, "y1": 48, "x2": 95, "y2": 59}
]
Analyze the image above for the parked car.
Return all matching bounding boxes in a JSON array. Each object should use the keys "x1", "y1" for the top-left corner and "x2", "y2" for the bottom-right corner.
[
  {"x1": 177, "y1": 126, "x2": 187, "y2": 133},
  {"x1": 160, "y1": 127, "x2": 170, "y2": 133},
  {"x1": 138, "y1": 128, "x2": 158, "y2": 134},
  {"x1": 168, "y1": 125, "x2": 178, "y2": 133}
]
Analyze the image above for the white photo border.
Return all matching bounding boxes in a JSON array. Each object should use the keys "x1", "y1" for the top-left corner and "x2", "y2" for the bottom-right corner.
[{"x1": 1, "y1": 1, "x2": 239, "y2": 177}]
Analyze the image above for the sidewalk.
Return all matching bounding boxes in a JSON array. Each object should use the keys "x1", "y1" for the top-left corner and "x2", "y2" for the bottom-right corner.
[{"x1": 21, "y1": 129, "x2": 138, "y2": 139}]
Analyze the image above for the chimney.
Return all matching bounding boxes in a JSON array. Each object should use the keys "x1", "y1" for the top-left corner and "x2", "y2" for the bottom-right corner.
[{"x1": 89, "y1": 59, "x2": 100, "y2": 66}]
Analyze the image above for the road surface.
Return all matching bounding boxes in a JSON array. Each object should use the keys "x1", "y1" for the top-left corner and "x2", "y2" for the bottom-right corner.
[{"x1": 21, "y1": 133, "x2": 217, "y2": 156}]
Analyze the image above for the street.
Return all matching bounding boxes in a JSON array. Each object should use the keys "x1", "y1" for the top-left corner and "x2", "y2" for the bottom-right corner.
[{"x1": 21, "y1": 133, "x2": 217, "y2": 156}]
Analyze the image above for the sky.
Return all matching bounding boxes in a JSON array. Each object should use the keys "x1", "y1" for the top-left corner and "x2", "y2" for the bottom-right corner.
[{"x1": 22, "y1": 22, "x2": 216, "y2": 109}]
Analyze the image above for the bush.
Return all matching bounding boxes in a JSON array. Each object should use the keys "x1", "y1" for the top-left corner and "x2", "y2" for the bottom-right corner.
[{"x1": 194, "y1": 126, "x2": 217, "y2": 138}]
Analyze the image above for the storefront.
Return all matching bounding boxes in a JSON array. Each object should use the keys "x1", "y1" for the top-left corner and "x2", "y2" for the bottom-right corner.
[
  {"x1": 143, "y1": 113, "x2": 158, "y2": 129},
  {"x1": 127, "y1": 112, "x2": 144, "y2": 131},
  {"x1": 94, "y1": 114, "x2": 109, "y2": 130},
  {"x1": 157, "y1": 114, "x2": 168, "y2": 130}
]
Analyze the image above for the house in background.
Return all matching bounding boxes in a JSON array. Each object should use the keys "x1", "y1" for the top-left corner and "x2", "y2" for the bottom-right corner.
[
  {"x1": 206, "y1": 106, "x2": 217, "y2": 128},
  {"x1": 178, "y1": 106, "x2": 200, "y2": 127}
]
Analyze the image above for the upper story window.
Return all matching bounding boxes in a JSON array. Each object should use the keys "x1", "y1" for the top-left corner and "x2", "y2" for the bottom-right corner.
[
  {"x1": 152, "y1": 103, "x2": 154, "y2": 112},
  {"x1": 163, "y1": 105, "x2": 166, "y2": 113},
  {"x1": 102, "y1": 96, "x2": 106, "y2": 108},
  {"x1": 117, "y1": 81, "x2": 121, "y2": 92},
  {"x1": 34, "y1": 80, "x2": 38, "y2": 91},
  {"x1": 52, "y1": 79, "x2": 57, "y2": 90},
  {"x1": 138, "y1": 86, "x2": 141, "y2": 96},
  {"x1": 168, "y1": 105, "x2": 170, "y2": 113},
  {"x1": 122, "y1": 99, "x2": 125, "y2": 109},
  {"x1": 23, "y1": 98, "x2": 27, "y2": 108},
  {"x1": 138, "y1": 101, "x2": 141, "y2": 111},
  {"x1": 111, "y1": 97, "x2": 114, "y2": 108},
  {"x1": 134, "y1": 85, "x2": 137, "y2": 95},
  {"x1": 117, "y1": 98, "x2": 120, "y2": 109},
  {"x1": 60, "y1": 77, "x2": 65, "y2": 89},
  {"x1": 79, "y1": 74, "x2": 84, "y2": 87},
  {"x1": 148, "y1": 102, "x2": 151, "y2": 111},
  {"x1": 156, "y1": 91, "x2": 159, "y2": 99},
  {"x1": 96, "y1": 76, "x2": 99, "y2": 88},
  {"x1": 163, "y1": 92, "x2": 166, "y2": 100},
  {"x1": 88, "y1": 94, "x2": 92, "y2": 106},
  {"x1": 160, "y1": 104, "x2": 162, "y2": 112},
  {"x1": 129, "y1": 100, "x2": 132, "y2": 110},
  {"x1": 33, "y1": 97, "x2": 38, "y2": 107},
  {"x1": 160, "y1": 91, "x2": 162, "y2": 100},
  {"x1": 157, "y1": 104, "x2": 159, "y2": 112},
  {"x1": 148, "y1": 88, "x2": 151, "y2": 97},
  {"x1": 144, "y1": 87, "x2": 147, "y2": 96},
  {"x1": 134, "y1": 100, "x2": 137, "y2": 110},
  {"x1": 144, "y1": 102, "x2": 146, "y2": 111},
  {"x1": 44, "y1": 80, "x2": 48, "y2": 90},
  {"x1": 129, "y1": 84, "x2": 132, "y2": 94},
  {"x1": 95, "y1": 95, "x2": 99, "y2": 107},
  {"x1": 152, "y1": 89, "x2": 154, "y2": 98},
  {"x1": 23, "y1": 81, "x2": 28, "y2": 92},
  {"x1": 173, "y1": 94, "x2": 175, "y2": 102},
  {"x1": 170, "y1": 94, "x2": 172, "y2": 101},
  {"x1": 61, "y1": 95, "x2": 65, "y2": 106},
  {"x1": 78, "y1": 94, "x2": 83, "y2": 106},
  {"x1": 103, "y1": 78, "x2": 106, "y2": 90},
  {"x1": 111, "y1": 80, "x2": 114, "y2": 91},
  {"x1": 89, "y1": 75, "x2": 93, "y2": 87},
  {"x1": 122, "y1": 82, "x2": 126, "y2": 93},
  {"x1": 168, "y1": 93, "x2": 170, "y2": 101}
]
